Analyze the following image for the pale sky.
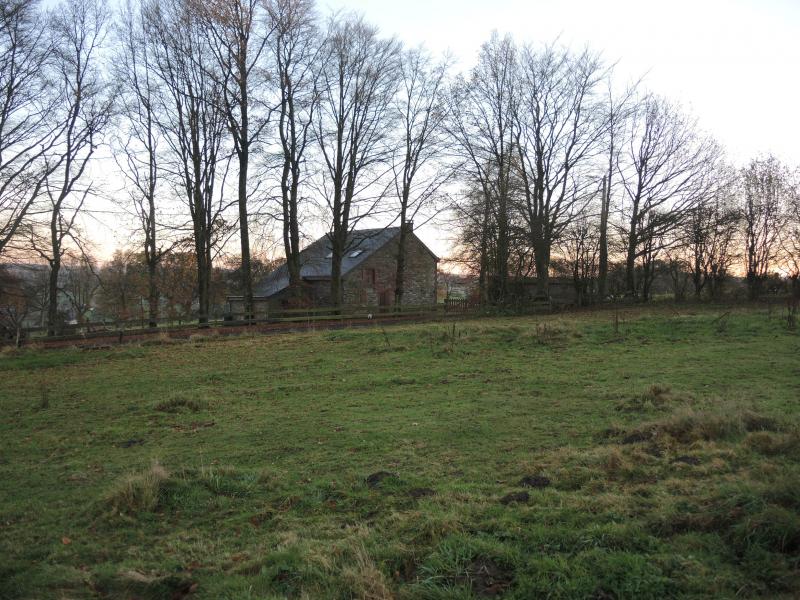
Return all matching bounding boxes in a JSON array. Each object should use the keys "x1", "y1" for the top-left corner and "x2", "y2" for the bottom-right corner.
[
  {"x1": 324, "y1": 0, "x2": 799, "y2": 163},
  {"x1": 317, "y1": 0, "x2": 800, "y2": 260},
  {"x1": 89, "y1": 0, "x2": 800, "y2": 262}
]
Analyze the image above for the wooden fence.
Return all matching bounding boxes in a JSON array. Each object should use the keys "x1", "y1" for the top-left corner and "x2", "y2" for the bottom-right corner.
[{"x1": 5, "y1": 301, "x2": 490, "y2": 345}]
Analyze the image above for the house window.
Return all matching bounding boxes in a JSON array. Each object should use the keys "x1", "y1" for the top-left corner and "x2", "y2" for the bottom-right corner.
[{"x1": 362, "y1": 268, "x2": 376, "y2": 287}]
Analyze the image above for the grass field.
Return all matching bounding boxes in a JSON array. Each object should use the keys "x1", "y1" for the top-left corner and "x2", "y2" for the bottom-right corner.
[{"x1": 1, "y1": 305, "x2": 799, "y2": 599}]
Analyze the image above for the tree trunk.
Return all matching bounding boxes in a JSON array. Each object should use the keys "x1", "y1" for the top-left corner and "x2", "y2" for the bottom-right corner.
[
  {"x1": 46, "y1": 203, "x2": 61, "y2": 336},
  {"x1": 46, "y1": 259, "x2": 60, "y2": 336},
  {"x1": 394, "y1": 220, "x2": 407, "y2": 306},
  {"x1": 146, "y1": 186, "x2": 159, "y2": 328},
  {"x1": 147, "y1": 259, "x2": 158, "y2": 328},
  {"x1": 692, "y1": 261, "x2": 703, "y2": 300},
  {"x1": 625, "y1": 205, "x2": 639, "y2": 298},
  {"x1": 530, "y1": 212, "x2": 550, "y2": 299},
  {"x1": 237, "y1": 60, "x2": 253, "y2": 320},
  {"x1": 196, "y1": 258, "x2": 208, "y2": 325},
  {"x1": 533, "y1": 239, "x2": 550, "y2": 300},
  {"x1": 282, "y1": 166, "x2": 302, "y2": 295},
  {"x1": 747, "y1": 272, "x2": 761, "y2": 301},
  {"x1": 625, "y1": 242, "x2": 637, "y2": 299},
  {"x1": 478, "y1": 192, "x2": 490, "y2": 307},
  {"x1": 598, "y1": 175, "x2": 609, "y2": 299},
  {"x1": 493, "y1": 178, "x2": 511, "y2": 305},
  {"x1": 238, "y1": 153, "x2": 253, "y2": 320},
  {"x1": 330, "y1": 241, "x2": 343, "y2": 307}
]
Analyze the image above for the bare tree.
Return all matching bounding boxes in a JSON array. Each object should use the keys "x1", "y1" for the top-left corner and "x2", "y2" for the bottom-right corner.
[
  {"x1": 265, "y1": 0, "x2": 320, "y2": 296},
  {"x1": 449, "y1": 184, "x2": 492, "y2": 302},
  {"x1": 315, "y1": 13, "x2": 400, "y2": 306},
  {"x1": 97, "y1": 249, "x2": 145, "y2": 319},
  {"x1": 556, "y1": 211, "x2": 600, "y2": 306},
  {"x1": 115, "y1": 0, "x2": 172, "y2": 327},
  {"x1": 391, "y1": 47, "x2": 452, "y2": 305},
  {"x1": 684, "y1": 170, "x2": 740, "y2": 299},
  {"x1": 598, "y1": 79, "x2": 638, "y2": 299},
  {"x1": 157, "y1": 250, "x2": 197, "y2": 318},
  {"x1": 0, "y1": 265, "x2": 30, "y2": 343},
  {"x1": 785, "y1": 176, "x2": 800, "y2": 297},
  {"x1": 741, "y1": 155, "x2": 790, "y2": 299},
  {"x1": 664, "y1": 245, "x2": 691, "y2": 302},
  {"x1": 146, "y1": 0, "x2": 229, "y2": 325},
  {"x1": 617, "y1": 96, "x2": 720, "y2": 299},
  {"x1": 0, "y1": 0, "x2": 62, "y2": 256},
  {"x1": 637, "y1": 209, "x2": 670, "y2": 301},
  {"x1": 199, "y1": 0, "x2": 271, "y2": 319},
  {"x1": 61, "y1": 254, "x2": 100, "y2": 323},
  {"x1": 34, "y1": 0, "x2": 114, "y2": 335},
  {"x1": 515, "y1": 44, "x2": 609, "y2": 299},
  {"x1": 447, "y1": 33, "x2": 518, "y2": 305}
]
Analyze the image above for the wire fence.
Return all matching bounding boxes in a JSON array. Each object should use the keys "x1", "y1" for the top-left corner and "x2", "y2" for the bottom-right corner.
[
  {"x1": 6, "y1": 294, "x2": 796, "y2": 347},
  {"x1": 5, "y1": 299, "x2": 491, "y2": 345}
]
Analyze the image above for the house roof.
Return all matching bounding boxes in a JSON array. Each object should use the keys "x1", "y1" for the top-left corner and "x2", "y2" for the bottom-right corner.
[{"x1": 254, "y1": 227, "x2": 437, "y2": 297}]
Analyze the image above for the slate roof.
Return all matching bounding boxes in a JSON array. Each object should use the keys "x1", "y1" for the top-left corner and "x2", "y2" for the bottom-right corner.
[{"x1": 254, "y1": 227, "x2": 432, "y2": 297}]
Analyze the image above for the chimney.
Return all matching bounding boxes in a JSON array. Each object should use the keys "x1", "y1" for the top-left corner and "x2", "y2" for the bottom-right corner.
[{"x1": 403, "y1": 221, "x2": 414, "y2": 234}]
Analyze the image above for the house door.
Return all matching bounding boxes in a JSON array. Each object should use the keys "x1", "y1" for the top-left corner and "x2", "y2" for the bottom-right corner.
[{"x1": 379, "y1": 289, "x2": 394, "y2": 308}]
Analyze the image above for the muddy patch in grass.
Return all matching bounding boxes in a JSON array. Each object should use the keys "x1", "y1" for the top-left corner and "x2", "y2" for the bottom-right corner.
[
  {"x1": 518, "y1": 475, "x2": 550, "y2": 489},
  {"x1": 499, "y1": 491, "x2": 529, "y2": 505},
  {"x1": 672, "y1": 455, "x2": 701, "y2": 466},
  {"x1": 456, "y1": 557, "x2": 514, "y2": 597},
  {"x1": 408, "y1": 487, "x2": 435, "y2": 499},
  {"x1": 365, "y1": 471, "x2": 398, "y2": 489},
  {"x1": 117, "y1": 438, "x2": 145, "y2": 448},
  {"x1": 93, "y1": 569, "x2": 196, "y2": 600}
]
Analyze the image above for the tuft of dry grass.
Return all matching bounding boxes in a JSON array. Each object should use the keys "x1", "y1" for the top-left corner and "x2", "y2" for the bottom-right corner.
[
  {"x1": 616, "y1": 384, "x2": 694, "y2": 413},
  {"x1": 153, "y1": 392, "x2": 206, "y2": 413},
  {"x1": 104, "y1": 461, "x2": 170, "y2": 516},
  {"x1": 188, "y1": 331, "x2": 220, "y2": 344},
  {"x1": 139, "y1": 332, "x2": 180, "y2": 347},
  {"x1": 342, "y1": 544, "x2": 394, "y2": 600},
  {"x1": 0, "y1": 345, "x2": 21, "y2": 357},
  {"x1": 745, "y1": 431, "x2": 800, "y2": 457},
  {"x1": 622, "y1": 406, "x2": 781, "y2": 445}
]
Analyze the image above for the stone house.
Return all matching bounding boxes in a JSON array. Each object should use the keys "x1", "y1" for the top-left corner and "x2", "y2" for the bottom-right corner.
[{"x1": 229, "y1": 225, "x2": 438, "y2": 312}]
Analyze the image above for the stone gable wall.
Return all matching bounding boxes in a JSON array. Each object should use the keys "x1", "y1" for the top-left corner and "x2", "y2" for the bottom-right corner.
[
  {"x1": 230, "y1": 231, "x2": 438, "y2": 312},
  {"x1": 342, "y1": 232, "x2": 437, "y2": 306}
]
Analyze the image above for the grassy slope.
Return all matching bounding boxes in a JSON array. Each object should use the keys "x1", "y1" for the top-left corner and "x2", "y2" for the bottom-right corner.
[{"x1": 1, "y1": 306, "x2": 799, "y2": 599}]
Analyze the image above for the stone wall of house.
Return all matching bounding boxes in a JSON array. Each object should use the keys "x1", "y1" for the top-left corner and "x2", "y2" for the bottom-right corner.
[
  {"x1": 229, "y1": 231, "x2": 438, "y2": 311},
  {"x1": 342, "y1": 232, "x2": 438, "y2": 306}
]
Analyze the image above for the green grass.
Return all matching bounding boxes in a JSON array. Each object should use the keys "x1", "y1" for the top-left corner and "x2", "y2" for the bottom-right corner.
[{"x1": 1, "y1": 305, "x2": 799, "y2": 599}]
